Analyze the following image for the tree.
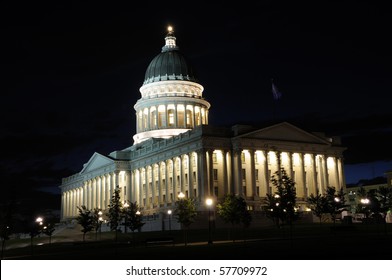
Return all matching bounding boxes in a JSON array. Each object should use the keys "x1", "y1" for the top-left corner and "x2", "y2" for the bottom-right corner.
[
  {"x1": 325, "y1": 186, "x2": 347, "y2": 225},
  {"x1": 377, "y1": 187, "x2": 392, "y2": 217},
  {"x1": 376, "y1": 186, "x2": 392, "y2": 233},
  {"x1": 307, "y1": 193, "x2": 327, "y2": 224},
  {"x1": 107, "y1": 187, "x2": 122, "y2": 243},
  {"x1": 355, "y1": 187, "x2": 372, "y2": 219},
  {"x1": 265, "y1": 168, "x2": 298, "y2": 228},
  {"x1": 76, "y1": 206, "x2": 94, "y2": 242},
  {"x1": 92, "y1": 208, "x2": 103, "y2": 241},
  {"x1": 174, "y1": 197, "x2": 197, "y2": 246},
  {"x1": 42, "y1": 222, "x2": 56, "y2": 245},
  {"x1": 217, "y1": 194, "x2": 252, "y2": 242},
  {"x1": 122, "y1": 201, "x2": 145, "y2": 245},
  {"x1": 0, "y1": 201, "x2": 15, "y2": 259}
]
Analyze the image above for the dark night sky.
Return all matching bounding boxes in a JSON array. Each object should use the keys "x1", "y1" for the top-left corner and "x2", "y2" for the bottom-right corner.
[{"x1": 1, "y1": 1, "x2": 392, "y2": 212}]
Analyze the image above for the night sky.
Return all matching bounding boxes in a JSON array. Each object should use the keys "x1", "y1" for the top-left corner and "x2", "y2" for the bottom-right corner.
[{"x1": 2, "y1": 1, "x2": 392, "y2": 213}]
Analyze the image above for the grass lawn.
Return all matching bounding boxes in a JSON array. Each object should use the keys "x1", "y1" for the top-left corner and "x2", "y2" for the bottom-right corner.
[{"x1": 2, "y1": 223, "x2": 392, "y2": 260}]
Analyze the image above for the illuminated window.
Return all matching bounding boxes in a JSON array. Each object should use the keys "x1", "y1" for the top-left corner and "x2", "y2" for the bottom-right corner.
[
  {"x1": 186, "y1": 109, "x2": 193, "y2": 127},
  {"x1": 168, "y1": 110, "x2": 175, "y2": 126},
  {"x1": 213, "y1": 153, "x2": 217, "y2": 163},
  {"x1": 241, "y1": 152, "x2": 246, "y2": 163},
  {"x1": 177, "y1": 105, "x2": 185, "y2": 127}
]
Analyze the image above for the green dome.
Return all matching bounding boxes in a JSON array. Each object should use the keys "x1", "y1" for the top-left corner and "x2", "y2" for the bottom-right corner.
[{"x1": 142, "y1": 32, "x2": 198, "y2": 85}]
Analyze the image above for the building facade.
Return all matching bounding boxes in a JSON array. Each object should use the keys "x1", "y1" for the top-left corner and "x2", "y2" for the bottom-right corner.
[{"x1": 59, "y1": 27, "x2": 347, "y2": 223}]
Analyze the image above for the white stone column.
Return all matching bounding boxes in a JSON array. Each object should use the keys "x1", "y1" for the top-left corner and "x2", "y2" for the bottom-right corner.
[
  {"x1": 197, "y1": 149, "x2": 208, "y2": 201},
  {"x1": 288, "y1": 152, "x2": 294, "y2": 179},
  {"x1": 125, "y1": 171, "x2": 131, "y2": 203},
  {"x1": 192, "y1": 105, "x2": 196, "y2": 128},
  {"x1": 171, "y1": 159, "x2": 176, "y2": 202},
  {"x1": 129, "y1": 170, "x2": 136, "y2": 205},
  {"x1": 139, "y1": 169, "x2": 144, "y2": 208},
  {"x1": 338, "y1": 158, "x2": 345, "y2": 188},
  {"x1": 165, "y1": 161, "x2": 169, "y2": 205},
  {"x1": 325, "y1": 156, "x2": 330, "y2": 188},
  {"x1": 207, "y1": 150, "x2": 214, "y2": 197},
  {"x1": 158, "y1": 162, "x2": 163, "y2": 205},
  {"x1": 151, "y1": 165, "x2": 156, "y2": 207},
  {"x1": 299, "y1": 153, "x2": 307, "y2": 198},
  {"x1": 174, "y1": 104, "x2": 178, "y2": 127},
  {"x1": 262, "y1": 150, "x2": 270, "y2": 196},
  {"x1": 222, "y1": 150, "x2": 228, "y2": 195},
  {"x1": 186, "y1": 154, "x2": 192, "y2": 198},
  {"x1": 250, "y1": 149, "x2": 256, "y2": 198},
  {"x1": 144, "y1": 167, "x2": 150, "y2": 209},
  {"x1": 154, "y1": 108, "x2": 158, "y2": 129},
  {"x1": 181, "y1": 155, "x2": 186, "y2": 196},
  {"x1": 312, "y1": 154, "x2": 319, "y2": 195}
]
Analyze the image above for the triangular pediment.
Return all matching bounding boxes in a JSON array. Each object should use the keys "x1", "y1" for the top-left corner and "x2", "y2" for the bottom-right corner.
[
  {"x1": 80, "y1": 152, "x2": 114, "y2": 174},
  {"x1": 237, "y1": 122, "x2": 330, "y2": 144}
]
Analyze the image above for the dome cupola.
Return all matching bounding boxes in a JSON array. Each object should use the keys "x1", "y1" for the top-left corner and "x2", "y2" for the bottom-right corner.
[
  {"x1": 143, "y1": 26, "x2": 198, "y2": 85},
  {"x1": 133, "y1": 26, "x2": 210, "y2": 144}
]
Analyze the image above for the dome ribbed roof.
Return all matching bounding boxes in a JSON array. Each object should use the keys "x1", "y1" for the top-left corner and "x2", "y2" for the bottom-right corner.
[{"x1": 142, "y1": 30, "x2": 198, "y2": 85}]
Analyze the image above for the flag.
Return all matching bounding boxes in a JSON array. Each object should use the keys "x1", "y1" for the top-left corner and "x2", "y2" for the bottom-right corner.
[{"x1": 272, "y1": 82, "x2": 282, "y2": 100}]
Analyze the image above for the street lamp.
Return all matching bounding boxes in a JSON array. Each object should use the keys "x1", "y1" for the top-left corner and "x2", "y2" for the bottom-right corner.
[
  {"x1": 206, "y1": 198, "x2": 213, "y2": 245},
  {"x1": 123, "y1": 202, "x2": 129, "y2": 234},
  {"x1": 98, "y1": 211, "x2": 103, "y2": 239},
  {"x1": 360, "y1": 198, "x2": 370, "y2": 219},
  {"x1": 167, "y1": 209, "x2": 172, "y2": 232},
  {"x1": 178, "y1": 192, "x2": 185, "y2": 199},
  {"x1": 36, "y1": 217, "x2": 43, "y2": 226},
  {"x1": 31, "y1": 216, "x2": 43, "y2": 256}
]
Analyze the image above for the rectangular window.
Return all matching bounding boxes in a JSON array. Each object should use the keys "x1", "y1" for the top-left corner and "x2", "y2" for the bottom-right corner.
[
  {"x1": 256, "y1": 186, "x2": 260, "y2": 196},
  {"x1": 213, "y1": 153, "x2": 218, "y2": 163},
  {"x1": 242, "y1": 169, "x2": 246, "y2": 180},
  {"x1": 241, "y1": 152, "x2": 246, "y2": 163},
  {"x1": 213, "y1": 169, "x2": 218, "y2": 180},
  {"x1": 214, "y1": 186, "x2": 219, "y2": 197},
  {"x1": 243, "y1": 186, "x2": 247, "y2": 196},
  {"x1": 255, "y1": 169, "x2": 259, "y2": 181}
]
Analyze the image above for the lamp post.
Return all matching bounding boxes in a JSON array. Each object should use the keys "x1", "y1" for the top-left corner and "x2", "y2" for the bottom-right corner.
[
  {"x1": 123, "y1": 202, "x2": 129, "y2": 234},
  {"x1": 167, "y1": 209, "x2": 172, "y2": 233},
  {"x1": 206, "y1": 198, "x2": 213, "y2": 245},
  {"x1": 31, "y1": 216, "x2": 43, "y2": 256},
  {"x1": 178, "y1": 192, "x2": 185, "y2": 199},
  {"x1": 360, "y1": 198, "x2": 370, "y2": 219},
  {"x1": 98, "y1": 210, "x2": 103, "y2": 240}
]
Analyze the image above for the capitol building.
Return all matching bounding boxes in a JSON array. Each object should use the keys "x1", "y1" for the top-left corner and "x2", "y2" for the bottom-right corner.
[{"x1": 59, "y1": 27, "x2": 346, "y2": 225}]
